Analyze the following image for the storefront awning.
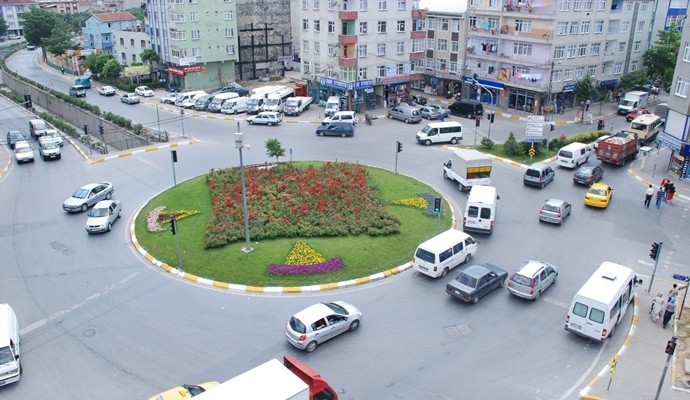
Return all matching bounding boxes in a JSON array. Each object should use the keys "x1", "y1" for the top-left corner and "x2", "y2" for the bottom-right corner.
[{"x1": 463, "y1": 76, "x2": 505, "y2": 90}]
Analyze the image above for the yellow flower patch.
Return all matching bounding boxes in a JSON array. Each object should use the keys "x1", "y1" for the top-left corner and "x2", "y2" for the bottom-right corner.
[
  {"x1": 391, "y1": 197, "x2": 428, "y2": 209},
  {"x1": 285, "y1": 240, "x2": 326, "y2": 265}
]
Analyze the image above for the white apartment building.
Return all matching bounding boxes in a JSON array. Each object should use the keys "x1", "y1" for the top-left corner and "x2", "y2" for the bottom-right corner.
[{"x1": 113, "y1": 27, "x2": 148, "y2": 66}]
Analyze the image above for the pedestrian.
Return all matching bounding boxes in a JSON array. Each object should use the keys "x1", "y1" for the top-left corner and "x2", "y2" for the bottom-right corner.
[
  {"x1": 585, "y1": 99, "x2": 591, "y2": 111},
  {"x1": 651, "y1": 292, "x2": 665, "y2": 323},
  {"x1": 61, "y1": 67, "x2": 65, "y2": 75},
  {"x1": 661, "y1": 177, "x2": 670, "y2": 187},
  {"x1": 663, "y1": 296, "x2": 676, "y2": 329},
  {"x1": 667, "y1": 183, "x2": 676, "y2": 203},
  {"x1": 656, "y1": 186, "x2": 666, "y2": 209},
  {"x1": 587, "y1": 112, "x2": 593, "y2": 125},
  {"x1": 439, "y1": 112, "x2": 445, "y2": 122},
  {"x1": 616, "y1": 90, "x2": 622, "y2": 104},
  {"x1": 644, "y1": 184, "x2": 654, "y2": 208},
  {"x1": 669, "y1": 283, "x2": 681, "y2": 299}
]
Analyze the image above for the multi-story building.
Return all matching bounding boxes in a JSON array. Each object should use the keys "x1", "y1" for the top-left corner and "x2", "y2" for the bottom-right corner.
[
  {"x1": 36, "y1": 0, "x2": 79, "y2": 14},
  {"x1": 145, "y1": 0, "x2": 239, "y2": 91},
  {"x1": 296, "y1": 0, "x2": 426, "y2": 110},
  {"x1": 0, "y1": 0, "x2": 35, "y2": 37},
  {"x1": 112, "y1": 26, "x2": 148, "y2": 66},
  {"x1": 660, "y1": 18, "x2": 690, "y2": 178},
  {"x1": 650, "y1": 0, "x2": 688, "y2": 46},
  {"x1": 82, "y1": 12, "x2": 138, "y2": 55}
]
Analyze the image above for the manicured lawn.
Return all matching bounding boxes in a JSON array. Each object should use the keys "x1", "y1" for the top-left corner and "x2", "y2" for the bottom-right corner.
[{"x1": 134, "y1": 162, "x2": 453, "y2": 286}]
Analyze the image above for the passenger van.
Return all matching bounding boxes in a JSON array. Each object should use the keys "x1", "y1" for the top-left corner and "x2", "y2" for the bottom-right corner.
[
  {"x1": 208, "y1": 92, "x2": 239, "y2": 113},
  {"x1": 463, "y1": 185, "x2": 498, "y2": 235},
  {"x1": 449, "y1": 100, "x2": 484, "y2": 118},
  {"x1": 29, "y1": 118, "x2": 49, "y2": 139},
  {"x1": 322, "y1": 111, "x2": 356, "y2": 125},
  {"x1": 0, "y1": 304, "x2": 21, "y2": 386},
  {"x1": 556, "y1": 142, "x2": 592, "y2": 168},
  {"x1": 263, "y1": 88, "x2": 295, "y2": 113},
  {"x1": 629, "y1": 114, "x2": 663, "y2": 145},
  {"x1": 416, "y1": 121, "x2": 463, "y2": 145},
  {"x1": 565, "y1": 262, "x2": 642, "y2": 341},
  {"x1": 387, "y1": 105, "x2": 422, "y2": 124},
  {"x1": 325, "y1": 96, "x2": 341, "y2": 117},
  {"x1": 174, "y1": 90, "x2": 206, "y2": 107},
  {"x1": 413, "y1": 229, "x2": 478, "y2": 278},
  {"x1": 246, "y1": 87, "x2": 286, "y2": 114},
  {"x1": 523, "y1": 162, "x2": 555, "y2": 188},
  {"x1": 221, "y1": 97, "x2": 249, "y2": 114}
]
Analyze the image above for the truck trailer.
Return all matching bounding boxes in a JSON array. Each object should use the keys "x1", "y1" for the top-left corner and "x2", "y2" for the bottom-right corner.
[
  {"x1": 443, "y1": 149, "x2": 492, "y2": 191},
  {"x1": 596, "y1": 131, "x2": 639, "y2": 166}
]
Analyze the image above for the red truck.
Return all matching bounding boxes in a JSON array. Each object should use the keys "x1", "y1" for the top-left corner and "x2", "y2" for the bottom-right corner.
[{"x1": 596, "y1": 131, "x2": 640, "y2": 166}]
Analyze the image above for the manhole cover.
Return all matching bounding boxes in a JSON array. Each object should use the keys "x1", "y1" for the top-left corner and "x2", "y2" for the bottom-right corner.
[{"x1": 444, "y1": 324, "x2": 472, "y2": 337}]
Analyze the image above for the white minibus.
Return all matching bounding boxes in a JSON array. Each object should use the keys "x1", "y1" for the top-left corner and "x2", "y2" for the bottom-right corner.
[
  {"x1": 416, "y1": 121, "x2": 463, "y2": 145},
  {"x1": 413, "y1": 229, "x2": 477, "y2": 278},
  {"x1": 463, "y1": 185, "x2": 498, "y2": 235}
]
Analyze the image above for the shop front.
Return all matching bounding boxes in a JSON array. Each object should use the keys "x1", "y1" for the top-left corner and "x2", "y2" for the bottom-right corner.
[
  {"x1": 312, "y1": 77, "x2": 376, "y2": 111},
  {"x1": 598, "y1": 79, "x2": 619, "y2": 102},
  {"x1": 382, "y1": 73, "x2": 424, "y2": 108},
  {"x1": 462, "y1": 76, "x2": 502, "y2": 106},
  {"x1": 414, "y1": 73, "x2": 463, "y2": 99},
  {"x1": 166, "y1": 65, "x2": 205, "y2": 91}
]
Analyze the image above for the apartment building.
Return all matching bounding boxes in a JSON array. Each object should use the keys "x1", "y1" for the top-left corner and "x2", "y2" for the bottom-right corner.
[
  {"x1": 650, "y1": 0, "x2": 688, "y2": 45},
  {"x1": 296, "y1": 0, "x2": 427, "y2": 110},
  {"x1": 112, "y1": 26, "x2": 148, "y2": 66},
  {"x1": 36, "y1": 0, "x2": 79, "y2": 14},
  {"x1": 82, "y1": 12, "x2": 138, "y2": 55},
  {"x1": 0, "y1": 0, "x2": 35, "y2": 37},
  {"x1": 145, "y1": 0, "x2": 240, "y2": 91}
]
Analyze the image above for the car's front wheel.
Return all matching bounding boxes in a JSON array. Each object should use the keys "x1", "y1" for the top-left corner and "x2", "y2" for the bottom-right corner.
[
  {"x1": 81, "y1": 204, "x2": 88, "y2": 212},
  {"x1": 349, "y1": 320, "x2": 360, "y2": 331},
  {"x1": 305, "y1": 341, "x2": 318, "y2": 353},
  {"x1": 248, "y1": 121, "x2": 254, "y2": 125},
  {"x1": 341, "y1": 133, "x2": 347, "y2": 138},
  {"x1": 106, "y1": 192, "x2": 112, "y2": 200},
  {"x1": 107, "y1": 222, "x2": 112, "y2": 232}
]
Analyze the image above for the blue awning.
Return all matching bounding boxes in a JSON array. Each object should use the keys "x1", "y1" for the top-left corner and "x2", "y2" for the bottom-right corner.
[{"x1": 463, "y1": 76, "x2": 505, "y2": 90}]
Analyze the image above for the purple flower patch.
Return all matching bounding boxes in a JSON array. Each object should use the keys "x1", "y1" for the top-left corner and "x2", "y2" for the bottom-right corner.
[{"x1": 268, "y1": 258, "x2": 346, "y2": 275}]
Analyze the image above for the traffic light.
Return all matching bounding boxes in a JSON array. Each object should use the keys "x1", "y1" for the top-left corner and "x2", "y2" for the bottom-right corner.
[
  {"x1": 82, "y1": 125, "x2": 88, "y2": 135},
  {"x1": 550, "y1": 123, "x2": 556, "y2": 131},
  {"x1": 665, "y1": 337, "x2": 677, "y2": 355},
  {"x1": 170, "y1": 218, "x2": 177, "y2": 236},
  {"x1": 171, "y1": 150, "x2": 178, "y2": 163},
  {"x1": 433, "y1": 198, "x2": 441, "y2": 213},
  {"x1": 23, "y1": 94, "x2": 31, "y2": 108},
  {"x1": 489, "y1": 112, "x2": 495, "y2": 123},
  {"x1": 396, "y1": 141, "x2": 402, "y2": 153},
  {"x1": 650, "y1": 242, "x2": 660, "y2": 260},
  {"x1": 475, "y1": 116, "x2": 481, "y2": 127}
]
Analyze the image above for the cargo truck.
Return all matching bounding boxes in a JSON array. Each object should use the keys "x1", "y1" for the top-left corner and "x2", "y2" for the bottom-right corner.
[
  {"x1": 191, "y1": 356, "x2": 338, "y2": 400},
  {"x1": 283, "y1": 96, "x2": 313, "y2": 116},
  {"x1": 595, "y1": 131, "x2": 640, "y2": 166},
  {"x1": 617, "y1": 91, "x2": 648, "y2": 115},
  {"x1": 443, "y1": 149, "x2": 492, "y2": 191}
]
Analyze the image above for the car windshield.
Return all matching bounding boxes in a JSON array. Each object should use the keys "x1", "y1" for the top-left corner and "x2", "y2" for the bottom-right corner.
[
  {"x1": 16, "y1": 147, "x2": 31, "y2": 154},
  {"x1": 89, "y1": 207, "x2": 109, "y2": 217},
  {"x1": 578, "y1": 167, "x2": 593, "y2": 174},
  {"x1": 42, "y1": 141, "x2": 59, "y2": 149},
  {"x1": 0, "y1": 345, "x2": 13, "y2": 364},
  {"x1": 289, "y1": 316, "x2": 306, "y2": 334},
  {"x1": 325, "y1": 302, "x2": 348, "y2": 315},
  {"x1": 457, "y1": 273, "x2": 479, "y2": 289},
  {"x1": 543, "y1": 204, "x2": 560, "y2": 212},
  {"x1": 588, "y1": 188, "x2": 607, "y2": 196},
  {"x1": 140, "y1": 86, "x2": 150, "y2": 91},
  {"x1": 72, "y1": 189, "x2": 89, "y2": 199}
]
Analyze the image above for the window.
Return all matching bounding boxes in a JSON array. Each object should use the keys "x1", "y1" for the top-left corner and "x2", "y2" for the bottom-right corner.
[
  {"x1": 396, "y1": 41, "x2": 405, "y2": 53},
  {"x1": 358, "y1": 67, "x2": 367, "y2": 79},
  {"x1": 560, "y1": 0, "x2": 570, "y2": 10},
  {"x1": 302, "y1": 19, "x2": 309, "y2": 30},
  {"x1": 356, "y1": 45, "x2": 366, "y2": 58},
  {"x1": 224, "y1": 10, "x2": 234, "y2": 20},
  {"x1": 437, "y1": 38, "x2": 448, "y2": 51},
  {"x1": 378, "y1": 0, "x2": 387, "y2": 10},
  {"x1": 452, "y1": 19, "x2": 461, "y2": 32},
  {"x1": 580, "y1": 21, "x2": 590, "y2": 33},
  {"x1": 397, "y1": 0, "x2": 406, "y2": 9},
  {"x1": 597, "y1": 0, "x2": 606, "y2": 10},
  {"x1": 225, "y1": 45, "x2": 235, "y2": 55},
  {"x1": 567, "y1": 44, "x2": 577, "y2": 58},
  {"x1": 637, "y1": 21, "x2": 644, "y2": 32},
  {"x1": 623, "y1": 1, "x2": 632, "y2": 11},
  {"x1": 360, "y1": 22, "x2": 368, "y2": 34},
  {"x1": 378, "y1": 21, "x2": 386, "y2": 33},
  {"x1": 684, "y1": 42, "x2": 690, "y2": 61},
  {"x1": 121, "y1": 52, "x2": 126, "y2": 62},
  {"x1": 426, "y1": 38, "x2": 434, "y2": 50},
  {"x1": 584, "y1": 0, "x2": 593, "y2": 10},
  {"x1": 377, "y1": 43, "x2": 385, "y2": 55},
  {"x1": 328, "y1": 43, "x2": 337, "y2": 56},
  {"x1": 313, "y1": 0, "x2": 320, "y2": 9},
  {"x1": 574, "y1": 0, "x2": 582, "y2": 10},
  {"x1": 450, "y1": 61, "x2": 459, "y2": 73},
  {"x1": 513, "y1": 42, "x2": 532, "y2": 56},
  {"x1": 578, "y1": 44, "x2": 587, "y2": 56},
  {"x1": 575, "y1": 67, "x2": 584, "y2": 79},
  {"x1": 360, "y1": 0, "x2": 368, "y2": 10},
  {"x1": 225, "y1": 28, "x2": 235, "y2": 37},
  {"x1": 515, "y1": 19, "x2": 531, "y2": 32},
  {"x1": 439, "y1": 18, "x2": 449, "y2": 31},
  {"x1": 614, "y1": 62, "x2": 623, "y2": 74},
  {"x1": 303, "y1": 40, "x2": 310, "y2": 52},
  {"x1": 192, "y1": 47, "x2": 201, "y2": 57},
  {"x1": 302, "y1": 0, "x2": 308, "y2": 8},
  {"x1": 594, "y1": 20, "x2": 604, "y2": 33},
  {"x1": 314, "y1": 20, "x2": 320, "y2": 32},
  {"x1": 377, "y1": 65, "x2": 385, "y2": 77},
  {"x1": 591, "y1": 42, "x2": 600, "y2": 55},
  {"x1": 488, "y1": 18, "x2": 500, "y2": 30},
  {"x1": 675, "y1": 77, "x2": 689, "y2": 98},
  {"x1": 557, "y1": 22, "x2": 569, "y2": 35},
  {"x1": 618, "y1": 42, "x2": 626, "y2": 53},
  {"x1": 451, "y1": 41, "x2": 459, "y2": 53},
  {"x1": 564, "y1": 68, "x2": 573, "y2": 81},
  {"x1": 570, "y1": 22, "x2": 579, "y2": 34},
  {"x1": 640, "y1": 2, "x2": 647, "y2": 11},
  {"x1": 313, "y1": 42, "x2": 320, "y2": 54},
  {"x1": 621, "y1": 21, "x2": 629, "y2": 32},
  {"x1": 553, "y1": 70, "x2": 562, "y2": 82},
  {"x1": 630, "y1": 60, "x2": 638, "y2": 71},
  {"x1": 436, "y1": 58, "x2": 447, "y2": 70},
  {"x1": 589, "y1": 308, "x2": 605, "y2": 324},
  {"x1": 588, "y1": 65, "x2": 597, "y2": 76},
  {"x1": 328, "y1": 21, "x2": 335, "y2": 33},
  {"x1": 412, "y1": 39, "x2": 424, "y2": 53},
  {"x1": 119, "y1": 38, "x2": 124, "y2": 45},
  {"x1": 397, "y1": 20, "x2": 405, "y2": 32},
  {"x1": 428, "y1": 17, "x2": 437, "y2": 30},
  {"x1": 189, "y1": 12, "x2": 199, "y2": 22},
  {"x1": 554, "y1": 45, "x2": 565, "y2": 59},
  {"x1": 634, "y1": 41, "x2": 641, "y2": 52},
  {"x1": 469, "y1": 16, "x2": 477, "y2": 29},
  {"x1": 191, "y1": 30, "x2": 200, "y2": 40}
]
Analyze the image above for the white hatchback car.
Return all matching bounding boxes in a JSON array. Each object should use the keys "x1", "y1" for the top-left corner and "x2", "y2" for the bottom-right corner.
[
  {"x1": 284, "y1": 301, "x2": 362, "y2": 352},
  {"x1": 135, "y1": 86, "x2": 154, "y2": 97},
  {"x1": 121, "y1": 93, "x2": 140, "y2": 104},
  {"x1": 247, "y1": 111, "x2": 283, "y2": 126},
  {"x1": 98, "y1": 86, "x2": 116, "y2": 96},
  {"x1": 507, "y1": 260, "x2": 559, "y2": 300},
  {"x1": 85, "y1": 200, "x2": 122, "y2": 233}
]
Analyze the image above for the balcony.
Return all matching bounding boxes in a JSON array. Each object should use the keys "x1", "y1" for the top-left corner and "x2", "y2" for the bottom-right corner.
[
  {"x1": 499, "y1": 26, "x2": 554, "y2": 41},
  {"x1": 338, "y1": 57, "x2": 357, "y2": 67},
  {"x1": 410, "y1": 52, "x2": 425, "y2": 61},
  {"x1": 102, "y1": 41, "x2": 113, "y2": 49},
  {"x1": 411, "y1": 8, "x2": 427, "y2": 18},
  {"x1": 338, "y1": 34, "x2": 358, "y2": 45},
  {"x1": 410, "y1": 30, "x2": 426, "y2": 39},
  {"x1": 339, "y1": 11, "x2": 357, "y2": 20}
]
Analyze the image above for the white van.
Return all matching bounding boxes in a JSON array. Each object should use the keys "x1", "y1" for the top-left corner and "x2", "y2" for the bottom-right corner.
[
  {"x1": 413, "y1": 229, "x2": 478, "y2": 278},
  {"x1": 416, "y1": 121, "x2": 463, "y2": 145},
  {"x1": 263, "y1": 88, "x2": 295, "y2": 113},
  {"x1": 565, "y1": 262, "x2": 642, "y2": 341},
  {"x1": 463, "y1": 185, "x2": 498, "y2": 235},
  {"x1": 175, "y1": 90, "x2": 206, "y2": 107},
  {"x1": 0, "y1": 304, "x2": 21, "y2": 386},
  {"x1": 556, "y1": 142, "x2": 592, "y2": 168},
  {"x1": 208, "y1": 92, "x2": 240, "y2": 113},
  {"x1": 221, "y1": 97, "x2": 249, "y2": 114},
  {"x1": 325, "y1": 96, "x2": 340, "y2": 117}
]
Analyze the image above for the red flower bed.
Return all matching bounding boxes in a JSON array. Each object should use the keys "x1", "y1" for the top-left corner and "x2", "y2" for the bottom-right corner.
[{"x1": 204, "y1": 162, "x2": 400, "y2": 248}]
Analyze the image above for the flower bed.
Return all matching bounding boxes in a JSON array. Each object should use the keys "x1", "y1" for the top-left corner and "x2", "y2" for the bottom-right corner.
[{"x1": 268, "y1": 240, "x2": 345, "y2": 276}]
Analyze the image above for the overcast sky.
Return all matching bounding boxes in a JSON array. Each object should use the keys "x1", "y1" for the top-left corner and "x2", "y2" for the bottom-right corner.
[{"x1": 418, "y1": 0, "x2": 467, "y2": 13}]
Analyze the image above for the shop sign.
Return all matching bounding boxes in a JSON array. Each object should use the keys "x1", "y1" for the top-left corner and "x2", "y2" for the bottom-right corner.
[
  {"x1": 598, "y1": 79, "x2": 618, "y2": 87},
  {"x1": 182, "y1": 65, "x2": 203, "y2": 73},
  {"x1": 168, "y1": 67, "x2": 185, "y2": 76},
  {"x1": 563, "y1": 83, "x2": 576, "y2": 92},
  {"x1": 124, "y1": 65, "x2": 150, "y2": 77},
  {"x1": 657, "y1": 132, "x2": 682, "y2": 152}
]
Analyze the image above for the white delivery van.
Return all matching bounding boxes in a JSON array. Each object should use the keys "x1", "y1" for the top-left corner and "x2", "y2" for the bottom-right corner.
[
  {"x1": 556, "y1": 142, "x2": 591, "y2": 168},
  {"x1": 263, "y1": 88, "x2": 295, "y2": 112},
  {"x1": 463, "y1": 185, "x2": 498, "y2": 235},
  {"x1": 175, "y1": 90, "x2": 206, "y2": 107},
  {"x1": 413, "y1": 229, "x2": 477, "y2": 278},
  {"x1": 325, "y1": 96, "x2": 340, "y2": 117},
  {"x1": 416, "y1": 121, "x2": 463, "y2": 145},
  {"x1": 221, "y1": 97, "x2": 249, "y2": 114},
  {"x1": 565, "y1": 262, "x2": 642, "y2": 341},
  {"x1": 207, "y1": 92, "x2": 239, "y2": 113},
  {"x1": 0, "y1": 304, "x2": 21, "y2": 386}
]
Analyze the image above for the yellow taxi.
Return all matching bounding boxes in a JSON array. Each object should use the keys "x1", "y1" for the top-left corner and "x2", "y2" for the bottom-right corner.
[
  {"x1": 584, "y1": 182, "x2": 613, "y2": 208},
  {"x1": 148, "y1": 382, "x2": 219, "y2": 400}
]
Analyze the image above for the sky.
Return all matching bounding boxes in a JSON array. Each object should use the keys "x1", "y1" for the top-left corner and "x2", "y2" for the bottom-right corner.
[{"x1": 417, "y1": 0, "x2": 467, "y2": 13}]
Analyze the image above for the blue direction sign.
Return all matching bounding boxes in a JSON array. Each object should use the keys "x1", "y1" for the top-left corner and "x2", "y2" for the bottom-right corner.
[{"x1": 673, "y1": 274, "x2": 690, "y2": 283}]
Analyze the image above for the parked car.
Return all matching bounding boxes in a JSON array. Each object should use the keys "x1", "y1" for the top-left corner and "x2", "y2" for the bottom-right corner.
[
  {"x1": 121, "y1": 93, "x2": 140, "y2": 104},
  {"x1": 593, "y1": 134, "x2": 613, "y2": 150},
  {"x1": 507, "y1": 260, "x2": 559, "y2": 300},
  {"x1": 14, "y1": 141, "x2": 34, "y2": 164},
  {"x1": 412, "y1": 94, "x2": 428, "y2": 105},
  {"x1": 584, "y1": 182, "x2": 613, "y2": 208},
  {"x1": 98, "y1": 86, "x2": 116, "y2": 96},
  {"x1": 8, "y1": 34, "x2": 20, "y2": 40},
  {"x1": 445, "y1": 263, "x2": 508, "y2": 304},
  {"x1": 160, "y1": 93, "x2": 178, "y2": 104},
  {"x1": 62, "y1": 182, "x2": 114, "y2": 213},
  {"x1": 212, "y1": 84, "x2": 249, "y2": 97},
  {"x1": 625, "y1": 108, "x2": 651, "y2": 122},
  {"x1": 247, "y1": 111, "x2": 282, "y2": 126},
  {"x1": 315, "y1": 122, "x2": 354, "y2": 137},
  {"x1": 538, "y1": 199, "x2": 572, "y2": 225},
  {"x1": 85, "y1": 200, "x2": 122, "y2": 233},
  {"x1": 427, "y1": 104, "x2": 451, "y2": 118},
  {"x1": 419, "y1": 106, "x2": 441, "y2": 120},
  {"x1": 6, "y1": 130, "x2": 24, "y2": 149},
  {"x1": 284, "y1": 301, "x2": 362, "y2": 352},
  {"x1": 573, "y1": 164, "x2": 604, "y2": 185},
  {"x1": 135, "y1": 86, "x2": 154, "y2": 97}
]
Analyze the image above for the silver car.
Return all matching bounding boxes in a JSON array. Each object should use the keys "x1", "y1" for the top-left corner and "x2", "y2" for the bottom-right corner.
[
  {"x1": 538, "y1": 198, "x2": 571, "y2": 225},
  {"x1": 85, "y1": 200, "x2": 122, "y2": 233},
  {"x1": 427, "y1": 104, "x2": 451, "y2": 118},
  {"x1": 121, "y1": 93, "x2": 140, "y2": 104},
  {"x1": 284, "y1": 301, "x2": 362, "y2": 352},
  {"x1": 419, "y1": 106, "x2": 441, "y2": 120},
  {"x1": 41, "y1": 129, "x2": 63, "y2": 147},
  {"x1": 63, "y1": 182, "x2": 114, "y2": 212},
  {"x1": 247, "y1": 111, "x2": 282, "y2": 126},
  {"x1": 507, "y1": 260, "x2": 558, "y2": 300}
]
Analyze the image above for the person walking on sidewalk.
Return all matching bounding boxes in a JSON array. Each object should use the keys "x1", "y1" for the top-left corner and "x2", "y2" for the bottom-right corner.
[
  {"x1": 585, "y1": 99, "x2": 591, "y2": 111},
  {"x1": 644, "y1": 185, "x2": 655, "y2": 208},
  {"x1": 656, "y1": 186, "x2": 666, "y2": 209},
  {"x1": 666, "y1": 182, "x2": 676, "y2": 203},
  {"x1": 587, "y1": 112, "x2": 593, "y2": 125},
  {"x1": 663, "y1": 296, "x2": 677, "y2": 329}
]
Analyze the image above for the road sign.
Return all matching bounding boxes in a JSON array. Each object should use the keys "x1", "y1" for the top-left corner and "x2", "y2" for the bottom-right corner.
[
  {"x1": 526, "y1": 115, "x2": 545, "y2": 139},
  {"x1": 673, "y1": 274, "x2": 690, "y2": 283},
  {"x1": 525, "y1": 137, "x2": 542, "y2": 143}
]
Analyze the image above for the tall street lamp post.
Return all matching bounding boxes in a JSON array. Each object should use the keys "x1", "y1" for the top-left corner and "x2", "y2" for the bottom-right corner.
[{"x1": 234, "y1": 130, "x2": 253, "y2": 253}]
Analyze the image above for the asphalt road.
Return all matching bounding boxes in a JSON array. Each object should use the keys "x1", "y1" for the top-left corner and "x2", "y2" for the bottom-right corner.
[{"x1": 1, "y1": 49, "x2": 688, "y2": 399}]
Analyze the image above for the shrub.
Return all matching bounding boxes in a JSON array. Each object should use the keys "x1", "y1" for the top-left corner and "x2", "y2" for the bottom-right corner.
[
  {"x1": 504, "y1": 131, "x2": 520, "y2": 155},
  {"x1": 481, "y1": 137, "x2": 495, "y2": 149}
]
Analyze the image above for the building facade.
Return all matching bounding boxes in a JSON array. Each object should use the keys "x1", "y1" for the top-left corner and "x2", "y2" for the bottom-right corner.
[
  {"x1": 112, "y1": 27, "x2": 148, "y2": 66},
  {"x1": 82, "y1": 12, "x2": 138, "y2": 55},
  {"x1": 0, "y1": 0, "x2": 36, "y2": 37},
  {"x1": 145, "y1": 0, "x2": 240, "y2": 91},
  {"x1": 36, "y1": 0, "x2": 79, "y2": 14}
]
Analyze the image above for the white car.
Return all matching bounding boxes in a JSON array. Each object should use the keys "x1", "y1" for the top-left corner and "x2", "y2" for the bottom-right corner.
[
  {"x1": 247, "y1": 111, "x2": 283, "y2": 126},
  {"x1": 8, "y1": 34, "x2": 20, "y2": 40},
  {"x1": 40, "y1": 129, "x2": 63, "y2": 147},
  {"x1": 135, "y1": 86, "x2": 154, "y2": 97},
  {"x1": 85, "y1": 200, "x2": 122, "y2": 233},
  {"x1": 284, "y1": 301, "x2": 362, "y2": 352},
  {"x1": 63, "y1": 182, "x2": 114, "y2": 213},
  {"x1": 160, "y1": 93, "x2": 178, "y2": 104},
  {"x1": 14, "y1": 141, "x2": 34, "y2": 164},
  {"x1": 98, "y1": 86, "x2": 116, "y2": 96},
  {"x1": 121, "y1": 93, "x2": 140, "y2": 104}
]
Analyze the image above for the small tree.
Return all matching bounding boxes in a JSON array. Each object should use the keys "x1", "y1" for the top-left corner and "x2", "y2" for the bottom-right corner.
[
  {"x1": 101, "y1": 59, "x2": 121, "y2": 82},
  {"x1": 265, "y1": 138, "x2": 286, "y2": 163},
  {"x1": 504, "y1": 132, "x2": 520, "y2": 156},
  {"x1": 0, "y1": 17, "x2": 8, "y2": 37}
]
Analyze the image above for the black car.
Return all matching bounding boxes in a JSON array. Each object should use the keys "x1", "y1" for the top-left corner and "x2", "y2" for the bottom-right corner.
[
  {"x1": 573, "y1": 164, "x2": 604, "y2": 185},
  {"x1": 449, "y1": 100, "x2": 483, "y2": 118},
  {"x1": 6, "y1": 131, "x2": 24, "y2": 149},
  {"x1": 213, "y1": 84, "x2": 249, "y2": 97},
  {"x1": 315, "y1": 122, "x2": 354, "y2": 137},
  {"x1": 445, "y1": 263, "x2": 508, "y2": 304},
  {"x1": 412, "y1": 95, "x2": 428, "y2": 105}
]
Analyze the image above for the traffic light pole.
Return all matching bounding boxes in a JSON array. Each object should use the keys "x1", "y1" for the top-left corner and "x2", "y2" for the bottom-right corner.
[
  {"x1": 655, "y1": 336, "x2": 677, "y2": 400},
  {"x1": 647, "y1": 242, "x2": 663, "y2": 294}
]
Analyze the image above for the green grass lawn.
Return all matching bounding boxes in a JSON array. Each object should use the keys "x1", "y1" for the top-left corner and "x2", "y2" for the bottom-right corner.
[{"x1": 134, "y1": 162, "x2": 453, "y2": 287}]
